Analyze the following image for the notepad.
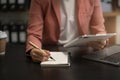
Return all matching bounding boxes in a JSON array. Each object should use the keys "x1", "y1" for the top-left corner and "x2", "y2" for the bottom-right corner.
[{"x1": 40, "y1": 52, "x2": 70, "y2": 67}]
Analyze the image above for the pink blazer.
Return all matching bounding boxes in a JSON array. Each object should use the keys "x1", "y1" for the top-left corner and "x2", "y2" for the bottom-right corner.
[{"x1": 26, "y1": 0, "x2": 106, "y2": 52}]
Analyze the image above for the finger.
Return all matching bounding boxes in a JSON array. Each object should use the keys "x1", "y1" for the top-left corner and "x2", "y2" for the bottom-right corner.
[
  {"x1": 98, "y1": 40, "x2": 106, "y2": 45},
  {"x1": 30, "y1": 52, "x2": 37, "y2": 58},
  {"x1": 97, "y1": 40, "x2": 107, "y2": 48},
  {"x1": 87, "y1": 42, "x2": 103, "y2": 50},
  {"x1": 32, "y1": 56, "x2": 49, "y2": 62},
  {"x1": 44, "y1": 50, "x2": 51, "y2": 57},
  {"x1": 87, "y1": 41, "x2": 98, "y2": 46},
  {"x1": 31, "y1": 51, "x2": 49, "y2": 60},
  {"x1": 35, "y1": 56, "x2": 49, "y2": 62},
  {"x1": 31, "y1": 49, "x2": 42, "y2": 58},
  {"x1": 31, "y1": 49, "x2": 50, "y2": 61},
  {"x1": 91, "y1": 41, "x2": 105, "y2": 47},
  {"x1": 33, "y1": 48, "x2": 48, "y2": 57},
  {"x1": 93, "y1": 43, "x2": 104, "y2": 49},
  {"x1": 93, "y1": 44, "x2": 106, "y2": 51},
  {"x1": 42, "y1": 57, "x2": 49, "y2": 61},
  {"x1": 38, "y1": 49, "x2": 51, "y2": 57},
  {"x1": 88, "y1": 42, "x2": 98, "y2": 48}
]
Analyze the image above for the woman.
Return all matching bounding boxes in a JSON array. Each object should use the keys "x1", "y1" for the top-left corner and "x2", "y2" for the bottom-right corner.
[{"x1": 26, "y1": 0, "x2": 107, "y2": 62}]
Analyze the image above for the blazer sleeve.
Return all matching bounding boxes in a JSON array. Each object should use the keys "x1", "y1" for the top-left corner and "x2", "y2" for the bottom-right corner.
[
  {"x1": 26, "y1": 0, "x2": 44, "y2": 52},
  {"x1": 90, "y1": 0, "x2": 106, "y2": 34}
]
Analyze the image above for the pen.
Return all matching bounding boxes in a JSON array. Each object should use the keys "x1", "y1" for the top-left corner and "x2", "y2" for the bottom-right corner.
[{"x1": 29, "y1": 41, "x2": 56, "y2": 61}]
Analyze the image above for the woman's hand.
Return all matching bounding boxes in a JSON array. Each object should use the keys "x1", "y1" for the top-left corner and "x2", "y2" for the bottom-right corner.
[
  {"x1": 30, "y1": 48, "x2": 50, "y2": 62},
  {"x1": 87, "y1": 39, "x2": 108, "y2": 51}
]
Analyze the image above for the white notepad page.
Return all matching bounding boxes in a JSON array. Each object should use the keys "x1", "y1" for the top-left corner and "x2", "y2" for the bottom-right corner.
[{"x1": 41, "y1": 52, "x2": 70, "y2": 67}]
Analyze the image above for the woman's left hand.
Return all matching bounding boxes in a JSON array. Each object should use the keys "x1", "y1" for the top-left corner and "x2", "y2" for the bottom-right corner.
[{"x1": 87, "y1": 39, "x2": 108, "y2": 51}]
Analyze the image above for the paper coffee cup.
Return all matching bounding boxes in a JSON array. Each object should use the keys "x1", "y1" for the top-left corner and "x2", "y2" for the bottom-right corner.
[{"x1": 0, "y1": 31, "x2": 7, "y2": 55}]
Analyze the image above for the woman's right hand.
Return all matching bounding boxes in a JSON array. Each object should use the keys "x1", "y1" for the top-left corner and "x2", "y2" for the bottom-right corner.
[{"x1": 30, "y1": 48, "x2": 50, "y2": 62}]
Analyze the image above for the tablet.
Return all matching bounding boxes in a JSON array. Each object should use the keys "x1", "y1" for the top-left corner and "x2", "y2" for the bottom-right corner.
[{"x1": 64, "y1": 33, "x2": 116, "y2": 48}]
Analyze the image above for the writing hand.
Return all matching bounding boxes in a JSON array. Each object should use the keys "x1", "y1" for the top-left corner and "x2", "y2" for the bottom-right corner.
[{"x1": 30, "y1": 48, "x2": 50, "y2": 62}]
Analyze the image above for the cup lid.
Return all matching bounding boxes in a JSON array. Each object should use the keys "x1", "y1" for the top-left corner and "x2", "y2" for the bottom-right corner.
[{"x1": 0, "y1": 31, "x2": 7, "y2": 39}]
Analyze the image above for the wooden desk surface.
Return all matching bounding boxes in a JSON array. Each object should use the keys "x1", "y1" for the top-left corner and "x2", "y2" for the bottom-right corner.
[{"x1": 0, "y1": 44, "x2": 120, "y2": 80}]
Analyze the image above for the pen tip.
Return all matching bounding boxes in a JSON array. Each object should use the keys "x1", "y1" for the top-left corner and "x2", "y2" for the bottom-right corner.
[{"x1": 50, "y1": 57, "x2": 56, "y2": 61}]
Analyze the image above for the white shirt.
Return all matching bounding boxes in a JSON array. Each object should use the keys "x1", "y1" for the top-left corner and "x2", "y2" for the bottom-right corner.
[{"x1": 58, "y1": 0, "x2": 79, "y2": 45}]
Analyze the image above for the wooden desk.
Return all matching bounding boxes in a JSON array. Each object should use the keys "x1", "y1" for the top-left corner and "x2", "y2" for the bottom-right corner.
[{"x1": 0, "y1": 44, "x2": 120, "y2": 80}]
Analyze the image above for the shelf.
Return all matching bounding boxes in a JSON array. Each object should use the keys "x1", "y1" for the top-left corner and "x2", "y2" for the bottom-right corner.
[{"x1": 103, "y1": 10, "x2": 120, "y2": 17}]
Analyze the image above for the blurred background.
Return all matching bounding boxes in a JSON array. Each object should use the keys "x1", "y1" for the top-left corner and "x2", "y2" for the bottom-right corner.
[{"x1": 0, "y1": 0, "x2": 120, "y2": 45}]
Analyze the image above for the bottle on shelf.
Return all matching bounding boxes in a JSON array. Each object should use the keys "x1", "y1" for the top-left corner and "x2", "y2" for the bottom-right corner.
[
  {"x1": 8, "y1": 0, "x2": 17, "y2": 11},
  {"x1": 9, "y1": 22, "x2": 19, "y2": 43},
  {"x1": 0, "y1": 0, "x2": 8, "y2": 11},
  {"x1": 17, "y1": 0, "x2": 26, "y2": 11},
  {"x1": 18, "y1": 23, "x2": 26, "y2": 44}
]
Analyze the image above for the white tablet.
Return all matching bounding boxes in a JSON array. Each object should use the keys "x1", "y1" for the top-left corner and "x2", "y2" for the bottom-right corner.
[{"x1": 64, "y1": 33, "x2": 116, "y2": 48}]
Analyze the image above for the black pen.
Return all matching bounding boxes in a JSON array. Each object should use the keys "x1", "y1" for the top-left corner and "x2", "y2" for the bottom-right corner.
[{"x1": 29, "y1": 41, "x2": 56, "y2": 61}]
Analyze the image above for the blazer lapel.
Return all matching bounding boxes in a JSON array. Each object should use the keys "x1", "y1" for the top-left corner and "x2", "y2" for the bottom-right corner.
[
  {"x1": 51, "y1": 0, "x2": 61, "y2": 27},
  {"x1": 51, "y1": 0, "x2": 89, "y2": 35}
]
